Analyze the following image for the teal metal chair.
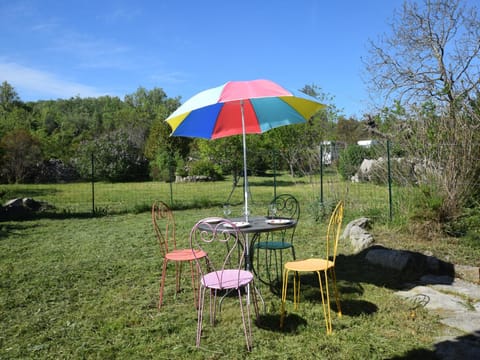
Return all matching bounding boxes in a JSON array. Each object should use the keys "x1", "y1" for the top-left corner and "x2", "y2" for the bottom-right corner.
[{"x1": 253, "y1": 194, "x2": 300, "y2": 285}]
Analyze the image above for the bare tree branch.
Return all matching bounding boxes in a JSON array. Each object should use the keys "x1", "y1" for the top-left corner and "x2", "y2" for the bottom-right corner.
[{"x1": 365, "y1": 0, "x2": 480, "y2": 114}]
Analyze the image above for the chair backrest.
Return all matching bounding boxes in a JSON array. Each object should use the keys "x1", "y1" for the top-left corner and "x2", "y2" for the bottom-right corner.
[
  {"x1": 189, "y1": 218, "x2": 247, "y2": 289},
  {"x1": 268, "y1": 194, "x2": 300, "y2": 221},
  {"x1": 152, "y1": 201, "x2": 176, "y2": 257},
  {"x1": 267, "y1": 194, "x2": 300, "y2": 244},
  {"x1": 325, "y1": 200, "x2": 344, "y2": 264}
]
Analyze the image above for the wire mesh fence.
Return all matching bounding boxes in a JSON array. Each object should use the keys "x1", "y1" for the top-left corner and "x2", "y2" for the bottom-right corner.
[{"x1": 2, "y1": 140, "x2": 415, "y2": 223}]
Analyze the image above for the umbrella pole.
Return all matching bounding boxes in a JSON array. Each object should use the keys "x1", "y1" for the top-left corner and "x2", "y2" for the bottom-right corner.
[
  {"x1": 241, "y1": 100, "x2": 249, "y2": 223},
  {"x1": 241, "y1": 100, "x2": 252, "y2": 306}
]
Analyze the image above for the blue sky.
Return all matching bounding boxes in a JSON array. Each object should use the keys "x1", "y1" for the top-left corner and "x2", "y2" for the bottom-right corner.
[{"x1": 0, "y1": 0, "x2": 410, "y2": 118}]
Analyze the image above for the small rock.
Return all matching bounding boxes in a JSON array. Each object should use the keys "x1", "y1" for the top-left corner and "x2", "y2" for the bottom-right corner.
[
  {"x1": 455, "y1": 264, "x2": 480, "y2": 284},
  {"x1": 349, "y1": 225, "x2": 375, "y2": 253},
  {"x1": 341, "y1": 217, "x2": 374, "y2": 253}
]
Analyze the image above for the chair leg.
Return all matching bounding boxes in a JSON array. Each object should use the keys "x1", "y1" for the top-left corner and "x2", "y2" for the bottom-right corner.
[
  {"x1": 158, "y1": 258, "x2": 169, "y2": 310},
  {"x1": 321, "y1": 270, "x2": 333, "y2": 334},
  {"x1": 280, "y1": 268, "x2": 289, "y2": 329},
  {"x1": 210, "y1": 289, "x2": 218, "y2": 326},
  {"x1": 267, "y1": 248, "x2": 274, "y2": 284},
  {"x1": 173, "y1": 261, "x2": 182, "y2": 294},
  {"x1": 276, "y1": 250, "x2": 282, "y2": 283},
  {"x1": 238, "y1": 288, "x2": 252, "y2": 351},
  {"x1": 196, "y1": 286, "x2": 206, "y2": 348},
  {"x1": 330, "y1": 268, "x2": 342, "y2": 317},
  {"x1": 315, "y1": 271, "x2": 331, "y2": 334},
  {"x1": 250, "y1": 281, "x2": 261, "y2": 319},
  {"x1": 293, "y1": 271, "x2": 301, "y2": 310},
  {"x1": 189, "y1": 260, "x2": 199, "y2": 309}
]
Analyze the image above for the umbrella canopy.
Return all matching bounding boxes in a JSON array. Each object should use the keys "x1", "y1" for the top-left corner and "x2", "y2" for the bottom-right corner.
[
  {"x1": 165, "y1": 79, "x2": 324, "y2": 221},
  {"x1": 166, "y1": 79, "x2": 324, "y2": 140}
]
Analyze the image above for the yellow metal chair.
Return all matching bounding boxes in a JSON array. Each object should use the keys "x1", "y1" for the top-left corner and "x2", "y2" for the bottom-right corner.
[{"x1": 280, "y1": 200, "x2": 344, "y2": 334}]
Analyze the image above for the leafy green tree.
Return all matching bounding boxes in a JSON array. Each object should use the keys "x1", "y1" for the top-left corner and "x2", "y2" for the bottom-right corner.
[
  {"x1": 0, "y1": 81, "x2": 20, "y2": 111},
  {"x1": 144, "y1": 112, "x2": 191, "y2": 180},
  {"x1": 195, "y1": 137, "x2": 243, "y2": 179},
  {"x1": 335, "y1": 116, "x2": 366, "y2": 145},
  {"x1": 74, "y1": 128, "x2": 149, "y2": 182},
  {"x1": 0, "y1": 129, "x2": 42, "y2": 183},
  {"x1": 261, "y1": 84, "x2": 338, "y2": 177}
]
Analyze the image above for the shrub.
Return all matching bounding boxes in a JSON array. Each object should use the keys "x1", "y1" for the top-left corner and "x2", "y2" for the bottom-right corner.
[
  {"x1": 443, "y1": 205, "x2": 480, "y2": 238},
  {"x1": 188, "y1": 159, "x2": 223, "y2": 180},
  {"x1": 33, "y1": 159, "x2": 79, "y2": 183},
  {"x1": 338, "y1": 145, "x2": 372, "y2": 180},
  {"x1": 73, "y1": 129, "x2": 149, "y2": 182},
  {"x1": 367, "y1": 158, "x2": 416, "y2": 186},
  {"x1": 0, "y1": 129, "x2": 42, "y2": 184}
]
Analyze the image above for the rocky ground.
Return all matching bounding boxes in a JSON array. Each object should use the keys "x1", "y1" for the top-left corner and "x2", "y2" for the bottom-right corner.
[{"x1": 395, "y1": 273, "x2": 480, "y2": 359}]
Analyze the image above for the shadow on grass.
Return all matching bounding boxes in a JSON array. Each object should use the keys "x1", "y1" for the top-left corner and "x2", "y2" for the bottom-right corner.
[
  {"x1": 0, "y1": 222, "x2": 39, "y2": 240},
  {"x1": 262, "y1": 247, "x2": 444, "y2": 301},
  {"x1": 388, "y1": 329, "x2": 480, "y2": 359},
  {"x1": 294, "y1": 249, "x2": 477, "y2": 359},
  {"x1": 0, "y1": 210, "x2": 113, "y2": 238},
  {"x1": 335, "y1": 247, "x2": 455, "y2": 290},
  {"x1": 1, "y1": 210, "x2": 105, "y2": 222},
  {"x1": 256, "y1": 313, "x2": 306, "y2": 333},
  {"x1": 333, "y1": 299, "x2": 378, "y2": 316},
  {"x1": 249, "y1": 179, "x2": 305, "y2": 187},
  {"x1": 1, "y1": 187, "x2": 59, "y2": 199}
]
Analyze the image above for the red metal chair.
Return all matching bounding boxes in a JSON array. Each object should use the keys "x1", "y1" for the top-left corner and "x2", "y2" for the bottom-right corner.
[{"x1": 152, "y1": 201, "x2": 206, "y2": 310}]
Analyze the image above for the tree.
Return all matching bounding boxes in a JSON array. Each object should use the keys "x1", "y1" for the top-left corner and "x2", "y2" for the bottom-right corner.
[
  {"x1": 335, "y1": 116, "x2": 368, "y2": 145},
  {"x1": 365, "y1": 0, "x2": 480, "y2": 224},
  {"x1": 195, "y1": 137, "x2": 243, "y2": 180},
  {"x1": 366, "y1": 0, "x2": 480, "y2": 115},
  {"x1": 74, "y1": 128, "x2": 149, "y2": 182},
  {"x1": 262, "y1": 84, "x2": 339, "y2": 178},
  {"x1": 0, "y1": 81, "x2": 20, "y2": 111},
  {"x1": 0, "y1": 129, "x2": 42, "y2": 183},
  {"x1": 144, "y1": 100, "x2": 191, "y2": 181}
]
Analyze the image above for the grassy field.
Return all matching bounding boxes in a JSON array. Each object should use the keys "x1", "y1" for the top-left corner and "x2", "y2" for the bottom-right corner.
[
  {"x1": 1, "y1": 177, "x2": 478, "y2": 358},
  {"x1": 0, "y1": 172, "x2": 395, "y2": 222}
]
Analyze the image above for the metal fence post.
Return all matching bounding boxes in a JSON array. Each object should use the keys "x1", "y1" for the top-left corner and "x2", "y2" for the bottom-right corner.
[
  {"x1": 320, "y1": 144, "x2": 324, "y2": 205},
  {"x1": 91, "y1": 152, "x2": 95, "y2": 214},
  {"x1": 387, "y1": 140, "x2": 393, "y2": 221},
  {"x1": 169, "y1": 153, "x2": 174, "y2": 206},
  {"x1": 273, "y1": 149, "x2": 277, "y2": 200}
]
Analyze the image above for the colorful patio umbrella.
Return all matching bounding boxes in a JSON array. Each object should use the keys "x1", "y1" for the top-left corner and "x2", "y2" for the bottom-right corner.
[{"x1": 165, "y1": 79, "x2": 324, "y2": 221}]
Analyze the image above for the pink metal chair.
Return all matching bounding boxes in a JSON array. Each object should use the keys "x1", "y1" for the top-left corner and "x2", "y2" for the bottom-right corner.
[
  {"x1": 190, "y1": 218, "x2": 259, "y2": 352},
  {"x1": 152, "y1": 201, "x2": 207, "y2": 310}
]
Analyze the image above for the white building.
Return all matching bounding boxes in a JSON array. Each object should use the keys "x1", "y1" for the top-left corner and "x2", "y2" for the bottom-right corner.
[{"x1": 357, "y1": 140, "x2": 378, "y2": 148}]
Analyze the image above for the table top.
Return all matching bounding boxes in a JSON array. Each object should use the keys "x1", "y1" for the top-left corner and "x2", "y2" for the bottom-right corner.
[{"x1": 201, "y1": 216, "x2": 297, "y2": 234}]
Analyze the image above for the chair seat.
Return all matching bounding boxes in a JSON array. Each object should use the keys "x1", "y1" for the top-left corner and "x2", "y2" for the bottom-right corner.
[
  {"x1": 201, "y1": 270, "x2": 253, "y2": 290},
  {"x1": 254, "y1": 241, "x2": 293, "y2": 250},
  {"x1": 285, "y1": 258, "x2": 333, "y2": 272},
  {"x1": 166, "y1": 248, "x2": 206, "y2": 261}
]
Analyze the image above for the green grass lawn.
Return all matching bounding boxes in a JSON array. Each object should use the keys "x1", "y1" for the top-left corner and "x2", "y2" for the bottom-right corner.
[
  {"x1": 0, "y1": 173, "x2": 401, "y2": 229},
  {"x1": 1, "y1": 205, "x2": 448, "y2": 359},
  {"x1": 3, "y1": 175, "x2": 478, "y2": 358}
]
